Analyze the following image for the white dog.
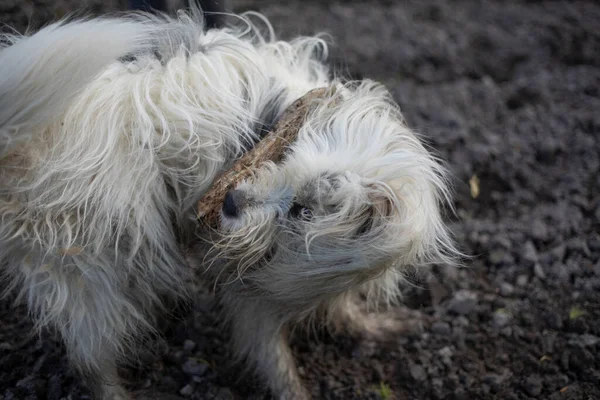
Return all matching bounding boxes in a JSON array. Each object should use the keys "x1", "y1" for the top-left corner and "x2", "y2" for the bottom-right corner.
[{"x1": 0, "y1": 8, "x2": 459, "y2": 400}]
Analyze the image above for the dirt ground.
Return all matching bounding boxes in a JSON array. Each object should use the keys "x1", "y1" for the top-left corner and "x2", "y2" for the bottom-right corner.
[{"x1": 1, "y1": 1, "x2": 599, "y2": 399}]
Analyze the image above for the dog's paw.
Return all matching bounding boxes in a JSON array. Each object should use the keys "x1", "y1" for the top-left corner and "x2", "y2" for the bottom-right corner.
[{"x1": 341, "y1": 306, "x2": 432, "y2": 342}]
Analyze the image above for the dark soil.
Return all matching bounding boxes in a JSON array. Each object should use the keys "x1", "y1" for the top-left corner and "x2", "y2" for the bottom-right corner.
[{"x1": 1, "y1": 1, "x2": 599, "y2": 399}]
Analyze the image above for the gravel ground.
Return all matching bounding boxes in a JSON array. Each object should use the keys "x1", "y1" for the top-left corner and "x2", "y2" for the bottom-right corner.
[{"x1": 1, "y1": 1, "x2": 599, "y2": 399}]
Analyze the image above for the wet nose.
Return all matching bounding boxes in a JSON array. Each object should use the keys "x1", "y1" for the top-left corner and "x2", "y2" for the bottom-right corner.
[{"x1": 222, "y1": 190, "x2": 242, "y2": 218}]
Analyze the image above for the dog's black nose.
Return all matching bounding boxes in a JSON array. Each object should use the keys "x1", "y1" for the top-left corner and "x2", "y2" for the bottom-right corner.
[{"x1": 222, "y1": 190, "x2": 240, "y2": 218}]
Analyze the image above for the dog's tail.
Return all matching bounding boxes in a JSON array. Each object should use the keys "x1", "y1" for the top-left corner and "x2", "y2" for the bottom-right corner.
[{"x1": 0, "y1": 17, "x2": 157, "y2": 156}]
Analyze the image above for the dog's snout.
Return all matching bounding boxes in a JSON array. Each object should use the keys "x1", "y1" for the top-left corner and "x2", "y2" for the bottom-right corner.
[{"x1": 223, "y1": 189, "x2": 244, "y2": 218}]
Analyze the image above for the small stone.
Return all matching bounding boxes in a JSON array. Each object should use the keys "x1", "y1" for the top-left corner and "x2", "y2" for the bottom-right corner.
[
  {"x1": 567, "y1": 334, "x2": 599, "y2": 348},
  {"x1": 179, "y1": 384, "x2": 194, "y2": 397},
  {"x1": 516, "y1": 274, "x2": 529, "y2": 287},
  {"x1": 183, "y1": 340, "x2": 196, "y2": 352},
  {"x1": 594, "y1": 260, "x2": 600, "y2": 277},
  {"x1": 182, "y1": 358, "x2": 209, "y2": 376},
  {"x1": 523, "y1": 241, "x2": 538, "y2": 265},
  {"x1": 483, "y1": 373, "x2": 506, "y2": 391},
  {"x1": 531, "y1": 219, "x2": 548, "y2": 241},
  {"x1": 524, "y1": 375, "x2": 542, "y2": 397},
  {"x1": 588, "y1": 234, "x2": 600, "y2": 252},
  {"x1": 493, "y1": 310, "x2": 510, "y2": 328},
  {"x1": 550, "y1": 244, "x2": 566, "y2": 262},
  {"x1": 454, "y1": 316, "x2": 470, "y2": 327},
  {"x1": 438, "y1": 346, "x2": 454, "y2": 367},
  {"x1": 447, "y1": 290, "x2": 478, "y2": 315},
  {"x1": 499, "y1": 282, "x2": 514, "y2": 296},
  {"x1": 488, "y1": 249, "x2": 506, "y2": 265},
  {"x1": 431, "y1": 322, "x2": 451, "y2": 335},
  {"x1": 534, "y1": 263, "x2": 546, "y2": 278},
  {"x1": 409, "y1": 363, "x2": 427, "y2": 381},
  {"x1": 567, "y1": 238, "x2": 591, "y2": 257}
]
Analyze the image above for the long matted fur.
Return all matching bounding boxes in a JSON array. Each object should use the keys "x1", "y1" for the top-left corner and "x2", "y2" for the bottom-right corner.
[{"x1": 0, "y1": 8, "x2": 460, "y2": 400}]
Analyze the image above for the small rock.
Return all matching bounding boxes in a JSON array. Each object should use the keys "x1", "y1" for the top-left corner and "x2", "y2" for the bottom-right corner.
[
  {"x1": 567, "y1": 238, "x2": 591, "y2": 256},
  {"x1": 531, "y1": 219, "x2": 548, "y2": 241},
  {"x1": 454, "y1": 316, "x2": 470, "y2": 327},
  {"x1": 431, "y1": 322, "x2": 451, "y2": 335},
  {"x1": 488, "y1": 249, "x2": 505, "y2": 265},
  {"x1": 588, "y1": 234, "x2": 600, "y2": 252},
  {"x1": 567, "y1": 333, "x2": 599, "y2": 348},
  {"x1": 524, "y1": 375, "x2": 542, "y2": 397},
  {"x1": 516, "y1": 274, "x2": 529, "y2": 287},
  {"x1": 0, "y1": 342, "x2": 12, "y2": 351},
  {"x1": 550, "y1": 244, "x2": 566, "y2": 262},
  {"x1": 483, "y1": 373, "x2": 506, "y2": 391},
  {"x1": 593, "y1": 260, "x2": 600, "y2": 277},
  {"x1": 179, "y1": 384, "x2": 194, "y2": 397},
  {"x1": 534, "y1": 263, "x2": 546, "y2": 278},
  {"x1": 438, "y1": 346, "x2": 454, "y2": 367},
  {"x1": 409, "y1": 363, "x2": 427, "y2": 381},
  {"x1": 183, "y1": 340, "x2": 196, "y2": 352},
  {"x1": 492, "y1": 236, "x2": 512, "y2": 249},
  {"x1": 438, "y1": 346, "x2": 454, "y2": 358},
  {"x1": 523, "y1": 241, "x2": 538, "y2": 265},
  {"x1": 182, "y1": 358, "x2": 209, "y2": 376},
  {"x1": 447, "y1": 290, "x2": 478, "y2": 315},
  {"x1": 499, "y1": 282, "x2": 514, "y2": 296},
  {"x1": 493, "y1": 310, "x2": 510, "y2": 328}
]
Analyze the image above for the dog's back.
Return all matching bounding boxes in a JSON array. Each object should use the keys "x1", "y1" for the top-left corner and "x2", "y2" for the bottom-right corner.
[{"x1": 0, "y1": 17, "x2": 158, "y2": 157}]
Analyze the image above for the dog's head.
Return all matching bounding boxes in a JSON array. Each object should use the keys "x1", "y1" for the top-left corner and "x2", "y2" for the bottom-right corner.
[{"x1": 206, "y1": 81, "x2": 458, "y2": 308}]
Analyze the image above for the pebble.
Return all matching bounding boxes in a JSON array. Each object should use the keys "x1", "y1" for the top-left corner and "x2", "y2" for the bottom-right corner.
[
  {"x1": 567, "y1": 333, "x2": 599, "y2": 348},
  {"x1": 516, "y1": 274, "x2": 529, "y2": 287},
  {"x1": 409, "y1": 363, "x2": 427, "y2": 381},
  {"x1": 431, "y1": 322, "x2": 451, "y2": 335},
  {"x1": 534, "y1": 262, "x2": 546, "y2": 279},
  {"x1": 447, "y1": 290, "x2": 478, "y2": 315},
  {"x1": 183, "y1": 339, "x2": 196, "y2": 352},
  {"x1": 499, "y1": 282, "x2": 514, "y2": 296},
  {"x1": 492, "y1": 310, "x2": 510, "y2": 328},
  {"x1": 531, "y1": 219, "x2": 548, "y2": 241},
  {"x1": 182, "y1": 358, "x2": 209, "y2": 376},
  {"x1": 550, "y1": 244, "x2": 566, "y2": 261},
  {"x1": 524, "y1": 375, "x2": 542, "y2": 397},
  {"x1": 488, "y1": 249, "x2": 505, "y2": 265},
  {"x1": 179, "y1": 384, "x2": 194, "y2": 397},
  {"x1": 438, "y1": 346, "x2": 454, "y2": 367},
  {"x1": 483, "y1": 373, "x2": 506, "y2": 392},
  {"x1": 523, "y1": 241, "x2": 538, "y2": 265}
]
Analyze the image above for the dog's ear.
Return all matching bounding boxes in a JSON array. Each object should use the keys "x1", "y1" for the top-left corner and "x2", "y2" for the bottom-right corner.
[
  {"x1": 366, "y1": 182, "x2": 396, "y2": 219},
  {"x1": 352, "y1": 182, "x2": 397, "y2": 237}
]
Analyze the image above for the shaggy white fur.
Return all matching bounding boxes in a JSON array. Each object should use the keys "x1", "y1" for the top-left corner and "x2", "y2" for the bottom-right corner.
[{"x1": 0, "y1": 7, "x2": 459, "y2": 400}]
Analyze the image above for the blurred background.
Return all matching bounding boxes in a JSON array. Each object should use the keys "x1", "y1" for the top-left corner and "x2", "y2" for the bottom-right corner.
[{"x1": 1, "y1": 1, "x2": 599, "y2": 399}]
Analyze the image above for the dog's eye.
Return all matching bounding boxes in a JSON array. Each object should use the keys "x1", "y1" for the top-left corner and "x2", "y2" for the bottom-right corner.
[{"x1": 289, "y1": 202, "x2": 313, "y2": 221}]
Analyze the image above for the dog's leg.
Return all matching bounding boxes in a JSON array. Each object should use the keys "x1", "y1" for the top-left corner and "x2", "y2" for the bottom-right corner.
[
  {"x1": 9, "y1": 252, "x2": 161, "y2": 400},
  {"x1": 329, "y1": 295, "x2": 429, "y2": 341},
  {"x1": 222, "y1": 294, "x2": 311, "y2": 400}
]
